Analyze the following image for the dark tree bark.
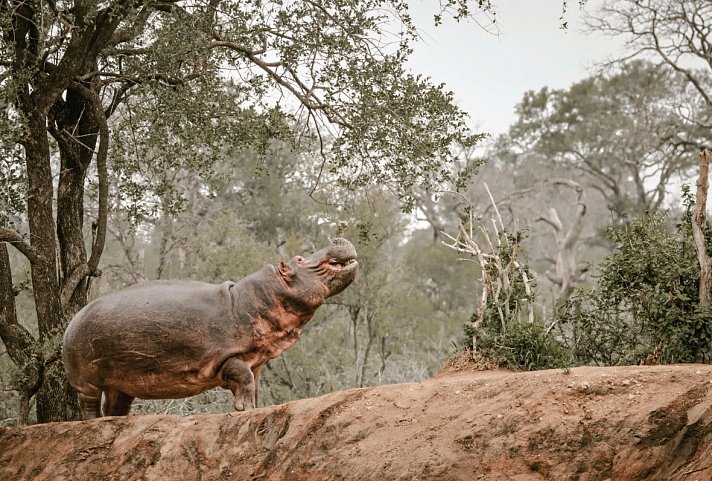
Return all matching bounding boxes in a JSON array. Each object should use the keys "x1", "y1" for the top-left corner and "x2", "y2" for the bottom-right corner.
[
  {"x1": 23, "y1": 112, "x2": 81, "y2": 422},
  {"x1": 0, "y1": 243, "x2": 42, "y2": 425}
]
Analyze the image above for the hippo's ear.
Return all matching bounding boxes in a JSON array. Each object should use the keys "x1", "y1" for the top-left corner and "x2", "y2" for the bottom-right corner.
[{"x1": 278, "y1": 261, "x2": 295, "y2": 284}]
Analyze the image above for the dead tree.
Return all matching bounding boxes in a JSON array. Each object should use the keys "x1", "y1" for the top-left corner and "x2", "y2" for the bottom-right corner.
[{"x1": 441, "y1": 184, "x2": 535, "y2": 351}]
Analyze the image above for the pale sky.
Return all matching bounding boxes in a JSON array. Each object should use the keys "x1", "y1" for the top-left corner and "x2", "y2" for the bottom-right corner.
[{"x1": 407, "y1": 0, "x2": 626, "y2": 135}]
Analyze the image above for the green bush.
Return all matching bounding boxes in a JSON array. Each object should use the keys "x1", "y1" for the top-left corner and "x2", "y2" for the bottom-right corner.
[
  {"x1": 558, "y1": 204, "x2": 712, "y2": 365},
  {"x1": 466, "y1": 320, "x2": 570, "y2": 371}
]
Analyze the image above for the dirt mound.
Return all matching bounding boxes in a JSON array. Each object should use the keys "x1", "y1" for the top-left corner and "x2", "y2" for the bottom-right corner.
[{"x1": 2, "y1": 364, "x2": 712, "y2": 481}]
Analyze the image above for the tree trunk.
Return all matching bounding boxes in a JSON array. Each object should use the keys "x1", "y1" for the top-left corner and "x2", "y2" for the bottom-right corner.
[
  {"x1": 53, "y1": 85, "x2": 97, "y2": 317},
  {"x1": 538, "y1": 180, "x2": 587, "y2": 302},
  {"x1": 3, "y1": 0, "x2": 147, "y2": 423},
  {"x1": 0, "y1": 243, "x2": 44, "y2": 424},
  {"x1": 692, "y1": 149, "x2": 712, "y2": 306},
  {"x1": 689, "y1": 148, "x2": 712, "y2": 362},
  {"x1": 23, "y1": 114, "x2": 82, "y2": 422},
  {"x1": 35, "y1": 73, "x2": 110, "y2": 423}
]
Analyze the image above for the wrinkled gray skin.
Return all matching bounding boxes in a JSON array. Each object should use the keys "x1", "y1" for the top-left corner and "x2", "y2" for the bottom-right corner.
[{"x1": 63, "y1": 238, "x2": 357, "y2": 419}]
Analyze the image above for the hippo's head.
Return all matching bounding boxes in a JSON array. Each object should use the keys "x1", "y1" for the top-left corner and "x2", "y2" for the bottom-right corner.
[{"x1": 278, "y1": 238, "x2": 358, "y2": 308}]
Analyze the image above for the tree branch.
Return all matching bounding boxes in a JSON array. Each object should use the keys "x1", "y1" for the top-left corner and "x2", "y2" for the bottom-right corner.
[
  {"x1": 0, "y1": 229, "x2": 39, "y2": 263},
  {"x1": 71, "y1": 82, "x2": 109, "y2": 275},
  {"x1": 110, "y1": 5, "x2": 153, "y2": 46},
  {"x1": 60, "y1": 263, "x2": 90, "y2": 308},
  {"x1": 0, "y1": 243, "x2": 35, "y2": 360},
  {"x1": 57, "y1": 82, "x2": 109, "y2": 306},
  {"x1": 209, "y1": 37, "x2": 351, "y2": 128},
  {"x1": 0, "y1": 242, "x2": 44, "y2": 425}
]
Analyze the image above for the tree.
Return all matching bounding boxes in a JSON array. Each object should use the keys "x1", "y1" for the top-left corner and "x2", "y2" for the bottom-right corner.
[
  {"x1": 441, "y1": 186, "x2": 535, "y2": 344},
  {"x1": 441, "y1": 186, "x2": 570, "y2": 371},
  {"x1": 0, "y1": 0, "x2": 487, "y2": 423},
  {"x1": 500, "y1": 61, "x2": 704, "y2": 219},
  {"x1": 588, "y1": 0, "x2": 712, "y2": 111},
  {"x1": 536, "y1": 179, "x2": 587, "y2": 302}
]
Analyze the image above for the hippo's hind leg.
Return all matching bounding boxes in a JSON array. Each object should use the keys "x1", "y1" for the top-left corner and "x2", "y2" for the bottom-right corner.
[
  {"x1": 220, "y1": 358, "x2": 255, "y2": 411},
  {"x1": 102, "y1": 389, "x2": 135, "y2": 416}
]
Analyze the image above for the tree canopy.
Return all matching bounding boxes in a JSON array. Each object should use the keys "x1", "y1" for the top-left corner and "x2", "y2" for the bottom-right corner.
[{"x1": 498, "y1": 60, "x2": 709, "y2": 219}]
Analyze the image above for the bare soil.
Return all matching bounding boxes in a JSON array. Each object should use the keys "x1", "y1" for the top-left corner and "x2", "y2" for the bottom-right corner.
[{"x1": 2, "y1": 363, "x2": 712, "y2": 481}]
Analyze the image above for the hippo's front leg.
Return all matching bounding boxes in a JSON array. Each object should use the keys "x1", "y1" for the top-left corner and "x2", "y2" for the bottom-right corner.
[
  {"x1": 252, "y1": 365, "x2": 263, "y2": 408},
  {"x1": 220, "y1": 357, "x2": 256, "y2": 411}
]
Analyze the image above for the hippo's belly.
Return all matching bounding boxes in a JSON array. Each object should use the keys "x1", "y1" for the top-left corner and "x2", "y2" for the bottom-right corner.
[
  {"x1": 106, "y1": 370, "x2": 224, "y2": 399},
  {"x1": 86, "y1": 349, "x2": 229, "y2": 399}
]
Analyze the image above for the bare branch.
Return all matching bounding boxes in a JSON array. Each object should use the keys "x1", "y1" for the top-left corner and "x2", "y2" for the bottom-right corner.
[
  {"x1": 483, "y1": 182, "x2": 504, "y2": 232},
  {"x1": 441, "y1": 190, "x2": 535, "y2": 340}
]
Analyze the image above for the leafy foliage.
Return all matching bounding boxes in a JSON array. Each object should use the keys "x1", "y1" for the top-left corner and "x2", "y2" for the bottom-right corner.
[
  {"x1": 559, "y1": 201, "x2": 712, "y2": 365},
  {"x1": 468, "y1": 321, "x2": 569, "y2": 371}
]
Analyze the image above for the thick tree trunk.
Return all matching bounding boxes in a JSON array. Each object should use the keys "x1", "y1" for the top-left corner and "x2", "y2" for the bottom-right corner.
[
  {"x1": 24, "y1": 120, "x2": 63, "y2": 338},
  {"x1": 49, "y1": 78, "x2": 110, "y2": 422},
  {"x1": 3, "y1": 0, "x2": 144, "y2": 424},
  {"x1": 23, "y1": 114, "x2": 82, "y2": 422}
]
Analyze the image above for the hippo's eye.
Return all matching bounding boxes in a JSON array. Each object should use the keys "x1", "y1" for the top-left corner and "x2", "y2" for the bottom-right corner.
[{"x1": 329, "y1": 258, "x2": 356, "y2": 268}]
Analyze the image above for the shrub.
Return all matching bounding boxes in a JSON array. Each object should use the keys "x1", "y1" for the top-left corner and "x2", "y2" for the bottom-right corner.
[
  {"x1": 457, "y1": 227, "x2": 569, "y2": 371},
  {"x1": 558, "y1": 206, "x2": 712, "y2": 365},
  {"x1": 466, "y1": 320, "x2": 570, "y2": 371}
]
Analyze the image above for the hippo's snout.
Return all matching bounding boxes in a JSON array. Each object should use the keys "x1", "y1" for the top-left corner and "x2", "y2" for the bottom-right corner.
[
  {"x1": 305, "y1": 238, "x2": 357, "y2": 266},
  {"x1": 298, "y1": 238, "x2": 358, "y2": 297},
  {"x1": 326, "y1": 238, "x2": 357, "y2": 261}
]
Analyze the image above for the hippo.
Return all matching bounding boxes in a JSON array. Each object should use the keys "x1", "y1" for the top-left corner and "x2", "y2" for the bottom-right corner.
[{"x1": 62, "y1": 238, "x2": 358, "y2": 419}]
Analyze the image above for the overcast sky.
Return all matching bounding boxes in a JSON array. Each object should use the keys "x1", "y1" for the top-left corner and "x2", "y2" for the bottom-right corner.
[{"x1": 407, "y1": 0, "x2": 626, "y2": 135}]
